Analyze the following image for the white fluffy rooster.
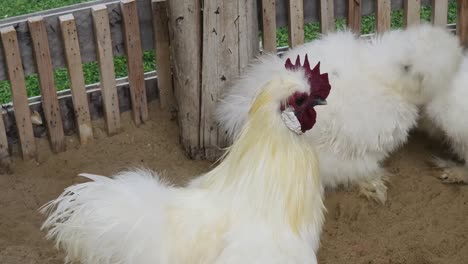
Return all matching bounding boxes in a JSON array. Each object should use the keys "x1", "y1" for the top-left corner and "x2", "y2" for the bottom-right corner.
[
  {"x1": 41, "y1": 55, "x2": 331, "y2": 264},
  {"x1": 216, "y1": 24, "x2": 461, "y2": 203},
  {"x1": 421, "y1": 54, "x2": 468, "y2": 184}
]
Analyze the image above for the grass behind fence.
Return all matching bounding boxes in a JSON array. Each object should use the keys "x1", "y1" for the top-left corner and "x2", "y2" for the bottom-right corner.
[{"x1": 0, "y1": 0, "x2": 459, "y2": 104}]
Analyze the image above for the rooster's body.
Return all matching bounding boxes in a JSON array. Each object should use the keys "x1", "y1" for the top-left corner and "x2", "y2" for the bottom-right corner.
[{"x1": 41, "y1": 56, "x2": 330, "y2": 263}]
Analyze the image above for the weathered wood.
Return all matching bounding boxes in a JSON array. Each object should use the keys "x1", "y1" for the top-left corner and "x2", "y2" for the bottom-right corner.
[
  {"x1": 167, "y1": 0, "x2": 202, "y2": 158},
  {"x1": 92, "y1": 4, "x2": 121, "y2": 135},
  {"x1": 319, "y1": 0, "x2": 335, "y2": 34},
  {"x1": 0, "y1": 0, "x2": 155, "y2": 82},
  {"x1": 28, "y1": 16, "x2": 66, "y2": 153},
  {"x1": 0, "y1": 113, "x2": 11, "y2": 171},
  {"x1": 261, "y1": 0, "x2": 277, "y2": 53},
  {"x1": 376, "y1": 0, "x2": 391, "y2": 33},
  {"x1": 458, "y1": 0, "x2": 468, "y2": 47},
  {"x1": 59, "y1": 14, "x2": 93, "y2": 145},
  {"x1": 152, "y1": 0, "x2": 175, "y2": 111},
  {"x1": 239, "y1": 0, "x2": 260, "y2": 73},
  {"x1": 0, "y1": 27, "x2": 37, "y2": 160},
  {"x1": 287, "y1": 0, "x2": 304, "y2": 48},
  {"x1": 404, "y1": 0, "x2": 421, "y2": 27},
  {"x1": 348, "y1": 0, "x2": 362, "y2": 34},
  {"x1": 432, "y1": 0, "x2": 448, "y2": 27},
  {"x1": 121, "y1": 0, "x2": 148, "y2": 126}
]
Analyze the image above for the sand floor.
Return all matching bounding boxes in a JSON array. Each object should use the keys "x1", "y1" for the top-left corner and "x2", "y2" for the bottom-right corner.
[{"x1": 0, "y1": 102, "x2": 466, "y2": 264}]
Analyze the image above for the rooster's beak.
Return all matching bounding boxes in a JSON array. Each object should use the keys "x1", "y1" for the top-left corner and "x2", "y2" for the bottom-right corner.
[{"x1": 312, "y1": 98, "x2": 327, "y2": 106}]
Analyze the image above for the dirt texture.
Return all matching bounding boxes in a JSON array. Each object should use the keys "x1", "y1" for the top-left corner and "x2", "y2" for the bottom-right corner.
[{"x1": 0, "y1": 102, "x2": 466, "y2": 264}]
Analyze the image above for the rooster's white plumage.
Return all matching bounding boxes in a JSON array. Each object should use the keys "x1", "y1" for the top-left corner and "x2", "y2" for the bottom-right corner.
[
  {"x1": 41, "y1": 56, "x2": 331, "y2": 264},
  {"x1": 216, "y1": 24, "x2": 462, "y2": 203}
]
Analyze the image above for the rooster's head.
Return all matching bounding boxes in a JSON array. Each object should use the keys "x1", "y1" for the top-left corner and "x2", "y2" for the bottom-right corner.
[{"x1": 248, "y1": 54, "x2": 331, "y2": 135}]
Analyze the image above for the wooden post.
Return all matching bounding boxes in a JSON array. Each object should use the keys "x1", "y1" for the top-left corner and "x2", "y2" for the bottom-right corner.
[
  {"x1": 167, "y1": 0, "x2": 203, "y2": 158},
  {"x1": 431, "y1": 0, "x2": 448, "y2": 27},
  {"x1": 59, "y1": 14, "x2": 93, "y2": 145},
  {"x1": 28, "y1": 16, "x2": 66, "y2": 153},
  {"x1": 121, "y1": 0, "x2": 148, "y2": 125},
  {"x1": 458, "y1": 0, "x2": 468, "y2": 47},
  {"x1": 319, "y1": 0, "x2": 335, "y2": 34},
  {"x1": 262, "y1": 0, "x2": 277, "y2": 53},
  {"x1": 152, "y1": 0, "x2": 175, "y2": 111},
  {"x1": 376, "y1": 0, "x2": 391, "y2": 33},
  {"x1": 0, "y1": 26, "x2": 37, "y2": 160},
  {"x1": 287, "y1": 0, "x2": 304, "y2": 48},
  {"x1": 347, "y1": 0, "x2": 361, "y2": 34},
  {"x1": 404, "y1": 0, "x2": 421, "y2": 27},
  {"x1": 92, "y1": 5, "x2": 121, "y2": 135}
]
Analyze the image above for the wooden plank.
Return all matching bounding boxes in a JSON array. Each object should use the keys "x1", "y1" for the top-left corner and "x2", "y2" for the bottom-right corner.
[
  {"x1": 0, "y1": 27, "x2": 37, "y2": 160},
  {"x1": 347, "y1": 0, "x2": 362, "y2": 34},
  {"x1": 92, "y1": 4, "x2": 121, "y2": 135},
  {"x1": 287, "y1": 0, "x2": 304, "y2": 48},
  {"x1": 376, "y1": 0, "x2": 391, "y2": 33},
  {"x1": 239, "y1": 0, "x2": 260, "y2": 74},
  {"x1": 152, "y1": 0, "x2": 175, "y2": 111},
  {"x1": 404, "y1": 0, "x2": 421, "y2": 27},
  {"x1": 262, "y1": 0, "x2": 277, "y2": 53},
  {"x1": 167, "y1": 0, "x2": 202, "y2": 158},
  {"x1": 432, "y1": 0, "x2": 448, "y2": 27},
  {"x1": 319, "y1": 0, "x2": 335, "y2": 34},
  {"x1": 27, "y1": 16, "x2": 66, "y2": 153},
  {"x1": 0, "y1": 113, "x2": 11, "y2": 171},
  {"x1": 59, "y1": 14, "x2": 93, "y2": 145},
  {"x1": 0, "y1": 0, "x2": 155, "y2": 82},
  {"x1": 458, "y1": 0, "x2": 468, "y2": 47},
  {"x1": 121, "y1": 0, "x2": 148, "y2": 126}
]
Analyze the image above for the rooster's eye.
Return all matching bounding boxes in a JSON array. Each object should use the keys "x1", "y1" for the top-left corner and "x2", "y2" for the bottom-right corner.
[{"x1": 295, "y1": 96, "x2": 306, "y2": 106}]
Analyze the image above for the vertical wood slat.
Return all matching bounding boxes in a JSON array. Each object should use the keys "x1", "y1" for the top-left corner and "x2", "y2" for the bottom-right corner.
[
  {"x1": 319, "y1": 0, "x2": 335, "y2": 34},
  {"x1": 347, "y1": 0, "x2": 362, "y2": 34},
  {"x1": 0, "y1": 27, "x2": 37, "y2": 160},
  {"x1": 28, "y1": 16, "x2": 66, "y2": 153},
  {"x1": 431, "y1": 0, "x2": 448, "y2": 27},
  {"x1": 59, "y1": 14, "x2": 93, "y2": 145},
  {"x1": 404, "y1": 0, "x2": 421, "y2": 27},
  {"x1": 458, "y1": 0, "x2": 468, "y2": 47},
  {"x1": 376, "y1": 0, "x2": 391, "y2": 33},
  {"x1": 121, "y1": 0, "x2": 148, "y2": 126},
  {"x1": 166, "y1": 0, "x2": 202, "y2": 158},
  {"x1": 92, "y1": 5, "x2": 121, "y2": 135},
  {"x1": 152, "y1": 0, "x2": 175, "y2": 111},
  {"x1": 262, "y1": 0, "x2": 277, "y2": 53},
  {"x1": 287, "y1": 0, "x2": 304, "y2": 48},
  {"x1": 0, "y1": 113, "x2": 11, "y2": 170}
]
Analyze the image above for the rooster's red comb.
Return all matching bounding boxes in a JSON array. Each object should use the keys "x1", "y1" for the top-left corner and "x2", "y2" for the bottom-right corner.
[{"x1": 285, "y1": 54, "x2": 331, "y2": 100}]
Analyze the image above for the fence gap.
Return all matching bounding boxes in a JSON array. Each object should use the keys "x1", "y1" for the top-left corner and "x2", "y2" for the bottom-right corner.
[
  {"x1": 28, "y1": 16, "x2": 66, "y2": 153},
  {"x1": 91, "y1": 4, "x2": 121, "y2": 135},
  {"x1": 0, "y1": 113, "x2": 11, "y2": 171},
  {"x1": 1, "y1": 26, "x2": 37, "y2": 160}
]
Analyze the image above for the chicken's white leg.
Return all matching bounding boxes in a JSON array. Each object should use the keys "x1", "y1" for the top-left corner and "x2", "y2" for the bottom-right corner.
[
  {"x1": 357, "y1": 172, "x2": 390, "y2": 204},
  {"x1": 432, "y1": 157, "x2": 468, "y2": 184}
]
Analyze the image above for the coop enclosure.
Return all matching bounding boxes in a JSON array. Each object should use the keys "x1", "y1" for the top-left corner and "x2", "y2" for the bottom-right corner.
[{"x1": 0, "y1": 0, "x2": 466, "y2": 170}]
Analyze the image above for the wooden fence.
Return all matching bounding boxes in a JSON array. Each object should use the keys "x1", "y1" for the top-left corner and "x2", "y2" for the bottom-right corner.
[{"x1": 0, "y1": 0, "x2": 467, "y2": 169}]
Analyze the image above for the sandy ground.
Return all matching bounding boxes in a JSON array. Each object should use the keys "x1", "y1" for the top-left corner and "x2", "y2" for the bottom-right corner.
[{"x1": 0, "y1": 101, "x2": 466, "y2": 264}]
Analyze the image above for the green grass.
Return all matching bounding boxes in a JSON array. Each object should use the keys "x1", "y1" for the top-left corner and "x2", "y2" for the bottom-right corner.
[{"x1": 0, "y1": 0, "x2": 459, "y2": 104}]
